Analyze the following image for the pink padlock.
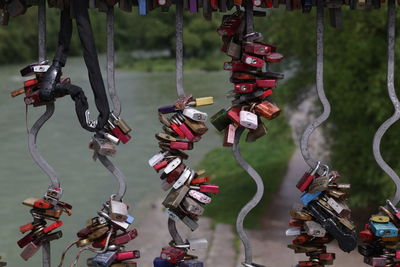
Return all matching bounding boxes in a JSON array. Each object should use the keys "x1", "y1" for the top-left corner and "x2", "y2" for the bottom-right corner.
[
  {"x1": 178, "y1": 123, "x2": 196, "y2": 142},
  {"x1": 396, "y1": 250, "x2": 400, "y2": 259},
  {"x1": 191, "y1": 184, "x2": 219, "y2": 194},
  {"x1": 170, "y1": 141, "x2": 193, "y2": 150},
  {"x1": 115, "y1": 250, "x2": 140, "y2": 261}
]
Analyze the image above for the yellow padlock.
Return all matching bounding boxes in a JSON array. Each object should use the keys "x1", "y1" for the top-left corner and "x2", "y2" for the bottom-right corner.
[
  {"x1": 195, "y1": 97, "x2": 214, "y2": 107},
  {"x1": 370, "y1": 215, "x2": 390, "y2": 223}
]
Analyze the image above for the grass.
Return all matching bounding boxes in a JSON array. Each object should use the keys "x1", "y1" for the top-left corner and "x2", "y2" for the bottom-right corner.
[
  {"x1": 116, "y1": 53, "x2": 227, "y2": 72},
  {"x1": 197, "y1": 115, "x2": 295, "y2": 229}
]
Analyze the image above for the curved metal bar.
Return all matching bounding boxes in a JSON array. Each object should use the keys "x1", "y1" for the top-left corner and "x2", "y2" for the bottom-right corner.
[
  {"x1": 372, "y1": 0, "x2": 400, "y2": 205},
  {"x1": 232, "y1": 127, "x2": 265, "y2": 265},
  {"x1": 28, "y1": 103, "x2": 60, "y2": 188},
  {"x1": 97, "y1": 155, "x2": 127, "y2": 201},
  {"x1": 299, "y1": 0, "x2": 331, "y2": 169},
  {"x1": 176, "y1": 0, "x2": 185, "y2": 98},
  {"x1": 106, "y1": 6, "x2": 121, "y2": 116},
  {"x1": 168, "y1": 217, "x2": 185, "y2": 245}
]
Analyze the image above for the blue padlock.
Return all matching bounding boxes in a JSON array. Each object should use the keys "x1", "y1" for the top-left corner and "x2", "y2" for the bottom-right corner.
[
  {"x1": 178, "y1": 260, "x2": 204, "y2": 267},
  {"x1": 153, "y1": 257, "x2": 176, "y2": 267},
  {"x1": 92, "y1": 252, "x2": 117, "y2": 267},
  {"x1": 125, "y1": 215, "x2": 135, "y2": 225},
  {"x1": 301, "y1": 192, "x2": 322, "y2": 206},
  {"x1": 138, "y1": 0, "x2": 147, "y2": 15},
  {"x1": 369, "y1": 221, "x2": 398, "y2": 237}
]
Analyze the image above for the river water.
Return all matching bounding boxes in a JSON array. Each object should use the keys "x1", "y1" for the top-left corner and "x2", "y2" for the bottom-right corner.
[{"x1": 0, "y1": 57, "x2": 231, "y2": 266}]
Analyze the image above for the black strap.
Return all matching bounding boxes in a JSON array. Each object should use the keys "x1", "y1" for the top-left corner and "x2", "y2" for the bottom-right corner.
[{"x1": 53, "y1": 1, "x2": 110, "y2": 132}]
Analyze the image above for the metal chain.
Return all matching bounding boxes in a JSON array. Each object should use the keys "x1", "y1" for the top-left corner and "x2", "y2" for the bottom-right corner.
[
  {"x1": 300, "y1": 0, "x2": 331, "y2": 170},
  {"x1": 106, "y1": 6, "x2": 120, "y2": 116},
  {"x1": 373, "y1": 0, "x2": 400, "y2": 205}
]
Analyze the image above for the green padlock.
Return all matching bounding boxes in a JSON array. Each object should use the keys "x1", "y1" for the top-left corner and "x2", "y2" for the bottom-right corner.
[{"x1": 210, "y1": 108, "x2": 231, "y2": 132}]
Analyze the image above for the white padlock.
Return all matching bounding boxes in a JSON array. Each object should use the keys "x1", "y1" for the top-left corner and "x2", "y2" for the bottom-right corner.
[
  {"x1": 163, "y1": 157, "x2": 182, "y2": 174},
  {"x1": 182, "y1": 108, "x2": 208, "y2": 122},
  {"x1": 239, "y1": 110, "x2": 258, "y2": 130},
  {"x1": 148, "y1": 152, "x2": 168, "y2": 167},
  {"x1": 188, "y1": 190, "x2": 212, "y2": 204},
  {"x1": 173, "y1": 168, "x2": 194, "y2": 189}
]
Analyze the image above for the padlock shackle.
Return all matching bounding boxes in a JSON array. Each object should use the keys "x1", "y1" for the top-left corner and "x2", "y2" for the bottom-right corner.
[
  {"x1": 372, "y1": 0, "x2": 400, "y2": 205},
  {"x1": 299, "y1": 0, "x2": 331, "y2": 169}
]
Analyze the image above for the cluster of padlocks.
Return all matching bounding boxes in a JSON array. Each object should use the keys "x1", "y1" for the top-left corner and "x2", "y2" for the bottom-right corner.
[
  {"x1": 286, "y1": 163, "x2": 357, "y2": 266},
  {"x1": 18, "y1": 186, "x2": 70, "y2": 260},
  {"x1": 148, "y1": 95, "x2": 217, "y2": 267},
  {"x1": 70, "y1": 197, "x2": 139, "y2": 267},
  {"x1": 358, "y1": 200, "x2": 400, "y2": 267},
  {"x1": 210, "y1": 10, "x2": 282, "y2": 144}
]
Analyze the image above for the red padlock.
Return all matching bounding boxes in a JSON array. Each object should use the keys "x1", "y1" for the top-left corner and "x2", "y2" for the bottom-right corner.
[
  {"x1": 244, "y1": 43, "x2": 272, "y2": 56},
  {"x1": 115, "y1": 250, "x2": 140, "y2": 261},
  {"x1": 160, "y1": 247, "x2": 186, "y2": 263},
  {"x1": 259, "y1": 89, "x2": 273, "y2": 99},
  {"x1": 319, "y1": 253, "x2": 335, "y2": 261},
  {"x1": 33, "y1": 199, "x2": 53, "y2": 210},
  {"x1": 359, "y1": 229, "x2": 374, "y2": 243},
  {"x1": 227, "y1": 106, "x2": 241, "y2": 125},
  {"x1": 170, "y1": 123, "x2": 186, "y2": 138},
  {"x1": 199, "y1": 184, "x2": 219, "y2": 194},
  {"x1": 292, "y1": 235, "x2": 312, "y2": 245},
  {"x1": 234, "y1": 83, "x2": 255, "y2": 93},
  {"x1": 242, "y1": 54, "x2": 265, "y2": 68},
  {"x1": 43, "y1": 221, "x2": 63, "y2": 234},
  {"x1": 170, "y1": 141, "x2": 193, "y2": 150},
  {"x1": 110, "y1": 125, "x2": 131, "y2": 144},
  {"x1": 154, "y1": 160, "x2": 169, "y2": 172},
  {"x1": 19, "y1": 222, "x2": 34, "y2": 234},
  {"x1": 266, "y1": 52, "x2": 284, "y2": 63},
  {"x1": 296, "y1": 162, "x2": 321, "y2": 192},
  {"x1": 256, "y1": 79, "x2": 277, "y2": 88}
]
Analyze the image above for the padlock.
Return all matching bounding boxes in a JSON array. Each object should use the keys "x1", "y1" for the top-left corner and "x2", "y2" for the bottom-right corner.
[
  {"x1": 167, "y1": 209, "x2": 199, "y2": 231},
  {"x1": 111, "y1": 262, "x2": 137, "y2": 267},
  {"x1": 181, "y1": 118, "x2": 208, "y2": 135},
  {"x1": 175, "y1": 238, "x2": 208, "y2": 252},
  {"x1": 227, "y1": 62, "x2": 253, "y2": 72},
  {"x1": 173, "y1": 168, "x2": 194, "y2": 189},
  {"x1": 162, "y1": 185, "x2": 190, "y2": 209},
  {"x1": 359, "y1": 228, "x2": 374, "y2": 243},
  {"x1": 326, "y1": 189, "x2": 347, "y2": 199},
  {"x1": 188, "y1": 190, "x2": 211, "y2": 204},
  {"x1": 254, "y1": 101, "x2": 281, "y2": 120},
  {"x1": 113, "y1": 229, "x2": 138, "y2": 246},
  {"x1": 246, "y1": 120, "x2": 267, "y2": 142},
  {"x1": 169, "y1": 121, "x2": 186, "y2": 139},
  {"x1": 296, "y1": 162, "x2": 321, "y2": 192},
  {"x1": 163, "y1": 163, "x2": 186, "y2": 184},
  {"x1": 153, "y1": 160, "x2": 169, "y2": 172},
  {"x1": 211, "y1": 109, "x2": 231, "y2": 132},
  {"x1": 171, "y1": 116, "x2": 197, "y2": 142},
  {"x1": 115, "y1": 251, "x2": 140, "y2": 261},
  {"x1": 364, "y1": 257, "x2": 387, "y2": 267},
  {"x1": 89, "y1": 137, "x2": 116, "y2": 157},
  {"x1": 153, "y1": 257, "x2": 175, "y2": 267},
  {"x1": 108, "y1": 121, "x2": 131, "y2": 144},
  {"x1": 182, "y1": 108, "x2": 207, "y2": 122},
  {"x1": 369, "y1": 221, "x2": 398, "y2": 237},
  {"x1": 239, "y1": 107, "x2": 258, "y2": 130},
  {"x1": 18, "y1": 232, "x2": 35, "y2": 248},
  {"x1": 234, "y1": 83, "x2": 255, "y2": 93},
  {"x1": 20, "y1": 241, "x2": 41, "y2": 261},
  {"x1": 307, "y1": 176, "x2": 329, "y2": 194},
  {"x1": 110, "y1": 113, "x2": 132, "y2": 134},
  {"x1": 178, "y1": 260, "x2": 204, "y2": 267},
  {"x1": 217, "y1": 12, "x2": 243, "y2": 36},
  {"x1": 149, "y1": 152, "x2": 168, "y2": 167},
  {"x1": 158, "y1": 105, "x2": 177, "y2": 114},
  {"x1": 285, "y1": 227, "x2": 301, "y2": 236},
  {"x1": 156, "y1": 133, "x2": 177, "y2": 142},
  {"x1": 191, "y1": 176, "x2": 210, "y2": 184},
  {"x1": 163, "y1": 157, "x2": 182, "y2": 174},
  {"x1": 244, "y1": 32, "x2": 264, "y2": 43},
  {"x1": 242, "y1": 54, "x2": 265, "y2": 68},
  {"x1": 182, "y1": 197, "x2": 204, "y2": 216},
  {"x1": 244, "y1": 43, "x2": 274, "y2": 56},
  {"x1": 87, "y1": 226, "x2": 109, "y2": 241},
  {"x1": 190, "y1": 184, "x2": 219, "y2": 194},
  {"x1": 386, "y1": 199, "x2": 400, "y2": 220},
  {"x1": 256, "y1": 79, "x2": 277, "y2": 88},
  {"x1": 92, "y1": 251, "x2": 117, "y2": 267},
  {"x1": 187, "y1": 97, "x2": 214, "y2": 107},
  {"x1": 160, "y1": 247, "x2": 186, "y2": 263},
  {"x1": 43, "y1": 221, "x2": 63, "y2": 234},
  {"x1": 227, "y1": 106, "x2": 241, "y2": 125},
  {"x1": 110, "y1": 199, "x2": 128, "y2": 222},
  {"x1": 265, "y1": 53, "x2": 284, "y2": 63},
  {"x1": 34, "y1": 198, "x2": 53, "y2": 209},
  {"x1": 38, "y1": 230, "x2": 63, "y2": 243},
  {"x1": 292, "y1": 235, "x2": 312, "y2": 245},
  {"x1": 289, "y1": 210, "x2": 312, "y2": 221},
  {"x1": 300, "y1": 192, "x2": 322, "y2": 206},
  {"x1": 303, "y1": 221, "x2": 326, "y2": 237},
  {"x1": 224, "y1": 124, "x2": 236, "y2": 147},
  {"x1": 326, "y1": 197, "x2": 351, "y2": 218},
  {"x1": 226, "y1": 40, "x2": 241, "y2": 59},
  {"x1": 358, "y1": 244, "x2": 383, "y2": 257},
  {"x1": 170, "y1": 141, "x2": 193, "y2": 150}
]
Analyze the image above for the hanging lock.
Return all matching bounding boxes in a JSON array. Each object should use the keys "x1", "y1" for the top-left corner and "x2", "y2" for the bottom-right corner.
[
  {"x1": 170, "y1": 117, "x2": 197, "y2": 142},
  {"x1": 244, "y1": 43, "x2": 276, "y2": 56},
  {"x1": 115, "y1": 251, "x2": 140, "y2": 261},
  {"x1": 162, "y1": 163, "x2": 186, "y2": 184},
  {"x1": 224, "y1": 124, "x2": 237, "y2": 147},
  {"x1": 224, "y1": 62, "x2": 252, "y2": 72},
  {"x1": 182, "y1": 197, "x2": 205, "y2": 216},
  {"x1": 188, "y1": 190, "x2": 211, "y2": 204},
  {"x1": 108, "y1": 120, "x2": 131, "y2": 144},
  {"x1": 178, "y1": 260, "x2": 204, "y2": 267},
  {"x1": 89, "y1": 137, "x2": 117, "y2": 157},
  {"x1": 182, "y1": 108, "x2": 207, "y2": 122},
  {"x1": 109, "y1": 199, "x2": 129, "y2": 222},
  {"x1": 173, "y1": 168, "x2": 194, "y2": 189},
  {"x1": 163, "y1": 157, "x2": 182, "y2": 175},
  {"x1": 303, "y1": 221, "x2": 326, "y2": 237},
  {"x1": 239, "y1": 106, "x2": 258, "y2": 130},
  {"x1": 160, "y1": 247, "x2": 186, "y2": 263},
  {"x1": 254, "y1": 101, "x2": 281, "y2": 120},
  {"x1": 110, "y1": 113, "x2": 132, "y2": 135},
  {"x1": 149, "y1": 151, "x2": 169, "y2": 167},
  {"x1": 162, "y1": 185, "x2": 190, "y2": 209},
  {"x1": 20, "y1": 242, "x2": 41, "y2": 261},
  {"x1": 190, "y1": 184, "x2": 219, "y2": 194},
  {"x1": 217, "y1": 12, "x2": 243, "y2": 37},
  {"x1": 112, "y1": 229, "x2": 138, "y2": 246},
  {"x1": 92, "y1": 251, "x2": 117, "y2": 267},
  {"x1": 246, "y1": 121, "x2": 268, "y2": 143},
  {"x1": 154, "y1": 257, "x2": 176, "y2": 267},
  {"x1": 242, "y1": 54, "x2": 265, "y2": 68},
  {"x1": 174, "y1": 238, "x2": 208, "y2": 252},
  {"x1": 210, "y1": 108, "x2": 231, "y2": 132},
  {"x1": 256, "y1": 79, "x2": 277, "y2": 88},
  {"x1": 234, "y1": 83, "x2": 255, "y2": 93},
  {"x1": 296, "y1": 162, "x2": 321, "y2": 192},
  {"x1": 326, "y1": 197, "x2": 351, "y2": 218}
]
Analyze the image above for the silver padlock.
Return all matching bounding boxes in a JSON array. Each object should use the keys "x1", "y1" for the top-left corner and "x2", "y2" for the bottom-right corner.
[
  {"x1": 173, "y1": 168, "x2": 194, "y2": 189},
  {"x1": 239, "y1": 110, "x2": 258, "y2": 130},
  {"x1": 162, "y1": 185, "x2": 190, "y2": 209},
  {"x1": 97, "y1": 211, "x2": 130, "y2": 231},
  {"x1": 303, "y1": 221, "x2": 326, "y2": 237},
  {"x1": 109, "y1": 198, "x2": 129, "y2": 222},
  {"x1": 182, "y1": 108, "x2": 208, "y2": 122},
  {"x1": 182, "y1": 197, "x2": 204, "y2": 216},
  {"x1": 175, "y1": 238, "x2": 209, "y2": 252},
  {"x1": 327, "y1": 197, "x2": 351, "y2": 218},
  {"x1": 164, "y1": 157, "x2": 182, "y2": 175},
  {"x1": 188, "y1": 190, "x2": 211, "y2": 204},
  {"x1": 285, "y1": 227, "x2": 301, "y2": 236},
  {"x1": 89, "y1": 137, "x2": 116, "y2": 157},
  {"x1": 148, "y1": 151, "x2": 168, "y2": 167}
]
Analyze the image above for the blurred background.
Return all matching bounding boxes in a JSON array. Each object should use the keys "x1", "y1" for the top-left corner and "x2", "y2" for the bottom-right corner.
[{"x1": 0, "y1": 5, "x2": 400, "y2": 266}]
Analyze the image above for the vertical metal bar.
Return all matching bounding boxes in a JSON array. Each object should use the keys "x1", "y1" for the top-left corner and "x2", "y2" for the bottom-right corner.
[
  {"x1": 244, "y1": 0, "x2": 253, "y2": 35},
  {"x1": 38, "y1": 0, "x2": 46, "y2": 62},
  {"x1": 107, "y1": 7, "x2": 121, "y2": 116},
  {"x1": 176, "y1": 0, "x2": 185, "y2": 98},
  {"x1": 372, "y1": 0, "x2": 400, "y2": 205},
  {"x1": 299, "y1": 0, "x2": 331, "y2": 170},
  {"x1": 42, "y1": 242, "x2": 50, "y2": 267}
]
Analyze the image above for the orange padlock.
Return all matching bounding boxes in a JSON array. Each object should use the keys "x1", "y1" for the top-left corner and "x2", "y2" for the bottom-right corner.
[{"x1": 254, "y1": 101, "x2": 281, "y2": 120}]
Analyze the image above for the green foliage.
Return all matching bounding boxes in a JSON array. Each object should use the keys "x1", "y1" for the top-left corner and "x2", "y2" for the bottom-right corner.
[
  {"x1": 256, "y1": 8, "x2": 400, "y2": 208},
  {"x1": 197, "y1": 116, "x2": 295, "y2": 229}
]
